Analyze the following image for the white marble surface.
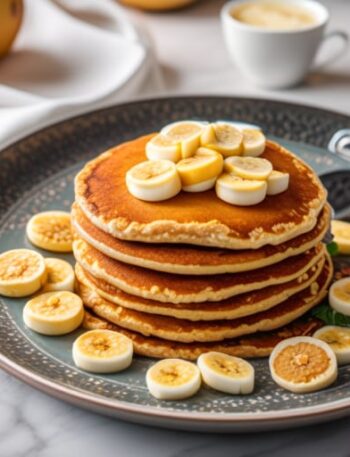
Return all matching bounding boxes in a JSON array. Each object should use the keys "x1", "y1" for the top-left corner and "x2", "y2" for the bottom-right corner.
[{"x1": 1, "y1": 1, "x2": 350, "y2": 456}]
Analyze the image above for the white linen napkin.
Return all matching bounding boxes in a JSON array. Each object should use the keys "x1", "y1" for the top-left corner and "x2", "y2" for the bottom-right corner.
[{"x1": 0, "y1": 0, "x2": 157, "y2": 150}]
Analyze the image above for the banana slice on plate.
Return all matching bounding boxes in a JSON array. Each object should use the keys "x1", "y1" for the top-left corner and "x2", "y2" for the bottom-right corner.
[
  {"x1": 201, "y1": 123, "x2": 243, "y2": 157},
  {"x1": 176, "y1": 147, "x2": 223, "y2": 192},
  {"x1": 266, "y1": 170, "x2": 290, "y2": 195},
  {"x1": 331, "y1": 220, "x2": 350, "y2": 254},
  {"x1": 269, "y1": 336, "x2": 338, "y2": 393},
  {"x1": 0, "y1": 249, "x2": 47, "y2": 297},
  {"x1": 126, "y1": 160, "x2": 181, "y2": 202},
  {"x1": 314, "y1": 326, "x2": 350, "y2": 365},
  {"x1": 145, "y1": 134, "x2": 181, "y2": 163},
  {"x1": 146, "y1": 358, "x2": 201, "y2": 400},
  {"x1": 197, "y1": 352, "x2": 254, "y2": 394},
  {"x1": 73, "y1": 329, "x2": 133, "y2": 373},
  {"x1": 329, "y1": 277, "x2": 350, "y2": 316},
  {"x1": 43, "y1": 258, "x2": 75, "y2": 292},
  {"x1": 26, "y1": 211, "x2": 73, "y2": 253},
  {"x1": 242, "y1": 129, "x2": 266, "y2": 157},
  {"x1": 23, "y1": 291, "x2": 84, "y2": 335},
  {"x1": 161, "y1": 121, "x2": 206, "y2": 159},
  {"x1": 224, "y1": 156, "x2": 273, "y2": 181},
  {"x1": 216, "y1": 173, "x2": 267, "y2": 206}
]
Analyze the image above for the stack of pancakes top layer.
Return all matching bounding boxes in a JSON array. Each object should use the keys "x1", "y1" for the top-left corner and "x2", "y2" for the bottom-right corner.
[{"x1": 72, "y1": 134, "x2": 332, "y2": 360}]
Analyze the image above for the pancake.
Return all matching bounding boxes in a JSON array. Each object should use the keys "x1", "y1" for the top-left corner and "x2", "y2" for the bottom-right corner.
[
  {"x1": 75, "y1": 256, "x2": 324, "y2": 321},
  {"x1": 77, "y1": 253, "x2": 332, "y2": 343},
  {"x1": 71, "y1": 203, "x2": 330, "y2": 275},
  {"x1": 75, "y1": 135, "x2": 326, "y2": 249},
  {"x1": 73, "y1": 238, "x2": 325, "y2": 303},
  {"x1": 84, "y1": 310, "x2": 323, "y2": 360}
]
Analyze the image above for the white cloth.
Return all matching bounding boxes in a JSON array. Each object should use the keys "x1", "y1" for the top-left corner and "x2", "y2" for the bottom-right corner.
[{"x1": 0, "y1": 0, "x2": 158, "y2": 150}]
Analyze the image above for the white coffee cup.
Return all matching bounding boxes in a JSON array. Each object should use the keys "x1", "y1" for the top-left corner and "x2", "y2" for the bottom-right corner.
[{"x1": 221, "y1": 0, "x2": 348, "y2": 89}]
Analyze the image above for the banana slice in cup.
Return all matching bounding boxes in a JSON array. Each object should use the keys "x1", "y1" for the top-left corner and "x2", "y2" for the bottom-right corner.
[
  {"x1": 269, "y1": 336, "x2": 338, "y2": 393},
  {"x1": 266, "y1": 170, "x2": 290, "y2": 195},
  {"x1": 145, "y1": 134, "x2": 181, "y2": 163},
  {"x1": 26, "y1": 211, "x2": 73, "y2": 253},
  {"x1": 197, "y1": 352, "x2": 254, "y2": 394},
  {"x1": 146, "y1": 358, "x2": 201, "y2": 400},
  {"x1": 224, "y1": 156, "x2": 273, "y2": 181},
  {"x1": 23, "y1": 291, "x2": 84, "y2": 335},
  {"x1": 126, "y1": 160, "x2": 181, "y2": 202},
  {"x1": 201, "y1": 123, "x2": 243, "y2": 157},
  {"x1": 331, "y1": 220, "x2": 350, "y2": 254},
  {"x1": 329, "y1": 277, "x2": 350, "y2": 316},
  {"x1": 43, "y1": 258, "x2": 75, "y2": 292},
  {"x1": 73, "y1": 329, "x2": 133, "y2": 373},
  {"x1": 161, "y1": 121, "x2": 205, "y2": 159},
  {"x1": 176, "y1": 147, "x2": 223, "y2": 192},
  {"x1": 0, "y1": 249, "x2": 47, "y2": 297},
  {"x1": 242, "y1": 129, "x2": 266, "y2": 157},
  {"x1": 314, "y1": 326, "x2": 350, "y2": 365},
  {"x1": 216, "y1": 173, "x2": 267, "y2": 206}
]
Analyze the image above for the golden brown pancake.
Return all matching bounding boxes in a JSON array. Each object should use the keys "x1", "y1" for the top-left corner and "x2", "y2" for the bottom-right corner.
[
  {"x1": 75, "y1": 257, "x2": 324, "y2": 321},
  {"x1": 75, "y1": 135, "x2": 326, "y2": 249},
  {"x1": 84, "y1": 310, "x2": 323, "y2": 360},
  {"x1": 72, "y1": 203, "x2": 330, "y2": 275},
  {"x1": 73, "y1": 238, "x2": 325, "y2": 303},
  {"x1": 77, "y1": 253, "x2": 332, "y2": 343}
]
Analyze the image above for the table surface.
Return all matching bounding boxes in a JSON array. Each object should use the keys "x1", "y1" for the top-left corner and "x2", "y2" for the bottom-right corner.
[{"x1": 1, "y1": 1, "x2": 350, "y2": 456}]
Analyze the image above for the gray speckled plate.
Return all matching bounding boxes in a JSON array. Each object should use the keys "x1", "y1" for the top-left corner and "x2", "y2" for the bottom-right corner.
[{"x1": 1, "y1": 97, "x2": 350, "y2": 433}]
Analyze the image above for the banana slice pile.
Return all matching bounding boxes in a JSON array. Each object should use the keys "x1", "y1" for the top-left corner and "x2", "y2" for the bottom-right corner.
[
  {"x1": 127, "y1": 120, "x2": 289, "y2": 206},
  {"x1": 329, "y1": 277, "x2": 350, "y2": 316},
  {"x1": 27, "y1": 211, "x2": 73, "y2": 252},
  {"x1": 269, "y1": 336, "x2": 338, "y2": 393},
  {"x1": 314, "y1": 326, "x2": 350, "y2": 365}
]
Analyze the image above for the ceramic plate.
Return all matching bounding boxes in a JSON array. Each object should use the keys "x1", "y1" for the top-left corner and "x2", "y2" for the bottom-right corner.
[{"x1": 1, "y1": 97, "x2": 350, "y2": 433}]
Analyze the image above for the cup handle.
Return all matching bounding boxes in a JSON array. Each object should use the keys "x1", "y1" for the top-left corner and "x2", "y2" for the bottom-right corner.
[{"x1": 312, "y1": 30, "x2": 349, "y2": 71}]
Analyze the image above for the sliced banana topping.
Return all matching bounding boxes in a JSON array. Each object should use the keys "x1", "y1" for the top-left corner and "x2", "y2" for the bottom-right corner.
[
  {"x1": 329, "y1": 277, "x2": 350, "y2": 316},
  {"x1": 216, "y1": 173, "x2": 267, "y2": 206},
  {"x1": 331, "y1": 220, "x2": 350, "y2": 254},
  {"x1": 73, "y1": 329, "x2": 133, "y2": 373},
  {"x1": 176, "y1": 148, "x2": 223, "y2": 192},
  {"x1": 269, "y1": 336, "x2": 338, "y2": 393},
  {"x1": 266, "y1": 170, "x2": 290, "y2": 195},
  {"x1": 224, "y1": 156, "x2": 273, "y2": 181},
  {"x1": 0, "y1": 249, "x2": 47, "y2": 297},
  {"x1": 26, "y1": 211, "x2": 73, "y2": 253},
  {"x1": 43, "y1": 258, "x2": 75, "y2": 292},
  {"x1": 146, "y1": 358, "x2": 201, "y2": 400},
  {"x1": 23, "y1": 291, "x2": 84, "y2": 335},
  {"x1": 197, "y1": 352, "x2": 254, "y2": 394},
  {"x1": 161, "y1": 121, "x2": 205, "y2": 159},
  {"x1": 126, "y1": 160, "x2": 181, "y2": 202},
  {"x1": 201, "y1": 123, "x2": 243, "y2": 157},
  {"x1": 145, "y1": 134, "x2": 181, "y2": 163},
  {"x1": 314, "y1": 326, "x2": 350, "y2": 365},
  {"x1": 242, "y1": 129, "x2": 266, "y2": 157}
]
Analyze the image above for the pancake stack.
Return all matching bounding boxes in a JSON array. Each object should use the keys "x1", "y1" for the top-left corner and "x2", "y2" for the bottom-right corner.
[{"x1": 72, "y1": 134, "x2": 332, "y2": 360}]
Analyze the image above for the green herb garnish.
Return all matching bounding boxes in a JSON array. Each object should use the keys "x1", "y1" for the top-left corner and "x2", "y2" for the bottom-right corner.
[
  {"x1": 327, "y1": 241, "x2": 339, "y2": 256},
  {"x1": 312, "y1": 301, "x2": 350, "y2": 327}
]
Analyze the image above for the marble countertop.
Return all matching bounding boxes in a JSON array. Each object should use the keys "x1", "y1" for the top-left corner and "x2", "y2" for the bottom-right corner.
[{"x1": 1, "y1": 1, "x2": 350, "y2": 456}]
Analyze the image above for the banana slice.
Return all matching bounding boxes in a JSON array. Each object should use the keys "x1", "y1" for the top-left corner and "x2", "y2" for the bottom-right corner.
[
  {"x1": 43, "y1": 258, "x2": 75, "y2": 292},
  {"x1": 126, "y1": 160, "x2": 181, "y2": 202},
  {"x1": 269, "y1": 336, "x2": 338, "y2": 393},
  {"x1": 224, "y1": 156, "x2": 273, "y2": 181},
  {"x1": 314, "y1": 326, "x2": 350, "y2": 365},
  {"x1": 216, "y1": 173, "x2": 267, "y2": 206},
  {"x1": 266, "y1": 170, "x2": 290, "y2": 195},
  {"x1": 176, "y1": 148, "x2": 223, "y2": 192},
  {"x1": 197, "y1": 352, "x2": 254, "y2": 394},
  {"x1": 331, "y1": 220, "x2": 350, "y2": 254},
  {"x1": 242, "y1": 129, "x2": 266, "y2": 157},
  {"x1": 73, "y1": 329, "x2": 133, "y2": 373},
  {"x1": 201, "y1": 123, "x2": 243, "y2": 157},
  {"x1": 0, "y1": 249, "x2": 47, "y2": 297},
  {"x1": 329, "y1": 277, "x2": 350, "y2": 316},
  {"x1": 161, "y1": 121, "x2": 205, "y2": 159},
  {"x1": 26, "y1": 211, "x2": 73, "y2": 253},
  {"x1": 145, "y1": 134, "x2": 181, "y2": 163},
  {"x1": 23, "y1": 291, "x2": 84, "y2": 335},
  {"x1": 146, "y1": 358, "x2": 201, "y2": 400}
]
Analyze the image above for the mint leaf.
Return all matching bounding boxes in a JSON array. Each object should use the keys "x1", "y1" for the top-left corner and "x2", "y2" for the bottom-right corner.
[
  {"x1": 312, "y1": 302, "x2": 350, "y2": 327},
  {"x1": 327, "y1": 242, "x2": 339, "y2": 256}
]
